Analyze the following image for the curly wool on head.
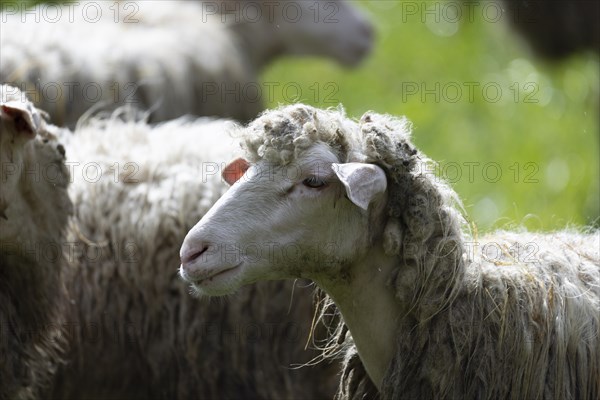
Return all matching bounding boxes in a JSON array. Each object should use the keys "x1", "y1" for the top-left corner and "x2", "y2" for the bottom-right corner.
[{"x1": 241, "y1": 105, "x2": 358, "y2": 166}]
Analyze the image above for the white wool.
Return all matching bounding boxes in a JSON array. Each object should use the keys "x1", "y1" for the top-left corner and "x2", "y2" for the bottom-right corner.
[{"x1": 60, "y1": 114, "x2": 240, "y2": 242}]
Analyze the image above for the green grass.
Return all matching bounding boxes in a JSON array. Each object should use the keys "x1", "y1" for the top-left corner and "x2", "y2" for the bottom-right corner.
[
  {"x1": 261, "y1": 1, "x2": 599, "y2": 231},
  {"x1": 5, "y1": 0, "x2": 599, "y2": 231}
]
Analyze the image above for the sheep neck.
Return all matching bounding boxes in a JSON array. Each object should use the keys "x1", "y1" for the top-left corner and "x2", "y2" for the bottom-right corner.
[{"x1": 317, "y1": 246, "x2": 401, "y2": 390}]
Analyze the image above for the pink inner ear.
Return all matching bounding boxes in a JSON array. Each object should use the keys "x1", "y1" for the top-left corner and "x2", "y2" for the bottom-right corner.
[{"x1": 222, "y1": 157, "x2": 250, "y2": 185}]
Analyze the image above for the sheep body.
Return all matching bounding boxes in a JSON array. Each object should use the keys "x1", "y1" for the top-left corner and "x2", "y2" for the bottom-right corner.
[
  {"x1": 1, "y1": 0, "x2": 372, "y2": 126},
  {"x1": 180, "y1": 104, "x2": 600, "y2": 400},
  {"x1": 376, "y1": 229, "x2": 599, "y2": 400}
]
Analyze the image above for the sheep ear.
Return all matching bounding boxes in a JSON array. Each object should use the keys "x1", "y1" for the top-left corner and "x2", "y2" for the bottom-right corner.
[
  {"x1": 222, "y1": 157, "x2": 250, "y2": 185},
  {"x1": 332, "y1": 163, "x2": 387, "y2": 210},
  {"x1": 0, "y1": 103, "x2": 38, "y2": 139}
]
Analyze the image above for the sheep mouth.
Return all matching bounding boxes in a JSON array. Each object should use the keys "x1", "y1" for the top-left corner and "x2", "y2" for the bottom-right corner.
[{"x1": 190, "y1": 263, "x2": 242, "y2": 288}]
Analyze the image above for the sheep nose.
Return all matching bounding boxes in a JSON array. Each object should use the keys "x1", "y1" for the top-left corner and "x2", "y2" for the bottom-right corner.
[{"x1": 181, "y1": 244, "x2": 210, "y2": 266}]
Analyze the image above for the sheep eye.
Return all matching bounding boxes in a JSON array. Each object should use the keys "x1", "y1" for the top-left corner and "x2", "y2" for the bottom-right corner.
[{"x1": 302, "y1": 176, "x2": 327, "y2": 189}]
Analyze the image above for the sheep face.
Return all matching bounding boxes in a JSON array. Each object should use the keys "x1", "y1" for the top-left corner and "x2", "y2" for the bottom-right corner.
[
  {"x1": 180, "y1": 142, "x2": 388, "y2": 296},
  {"x1": 0, "y1": 85, "x2": 71, "y2": 245},
  {"x1": 0, "y1": 91, "x2": 39, "y2": 213},
  {"x1": 273, "y1": 0, "x2": 374, "y2": 67}
]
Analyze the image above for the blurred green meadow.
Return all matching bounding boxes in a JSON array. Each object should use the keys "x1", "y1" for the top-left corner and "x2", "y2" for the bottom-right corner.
[{"x1": 5, "y1": 0, "x2": 599, "y2": 231}]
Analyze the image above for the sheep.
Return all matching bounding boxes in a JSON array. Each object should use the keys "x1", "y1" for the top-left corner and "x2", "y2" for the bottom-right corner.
[
  {"x1": 1, "y1": 0, "x2": 373, "y2": 127},
  {"x1": 0, "y1": 85, "x2": 339, "y2": 399},
  {"x1": 180, "y1": 104, "x2": 600, "y2": 399},
  {"x1": 0, "y1": 85, "x2": 72, "y2": 400}
]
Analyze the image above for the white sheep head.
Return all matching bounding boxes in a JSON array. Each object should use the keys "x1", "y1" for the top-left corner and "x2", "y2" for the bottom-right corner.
[
  {"x1": 270, "y1": 0, "x2": 374, "y2": 67},
  {"x1": 0, "y1": 85, "x2": 72, "y2": 245},
  {"x1": 228, "y1": 0, "x2": 374, "y2": 68},
  {"x1": 179, "y1": 105, "x2": 413, "y2": 296}
]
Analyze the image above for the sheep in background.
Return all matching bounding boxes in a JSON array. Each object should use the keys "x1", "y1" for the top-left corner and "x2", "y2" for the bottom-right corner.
[
  {"x1": 0, "y1": 86, "x2": 72, "y2": 400},
  {"x1": 1, "y1": 0, "x2": 373, "y2": 127},
  {"x1": 0, "y1": 85, "x2": 339, "y2": 399},
  {"x1": 180, "y1": 104, "x2": 600, "y2": 399},
  {"x1": 500, "y1": 0, "x2": 599, "y2": 59}
]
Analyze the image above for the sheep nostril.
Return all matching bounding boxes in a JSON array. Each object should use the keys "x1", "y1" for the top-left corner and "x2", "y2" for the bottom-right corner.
[{"x1": 182, "y1": 246, "x2": 209, "y2": 265}]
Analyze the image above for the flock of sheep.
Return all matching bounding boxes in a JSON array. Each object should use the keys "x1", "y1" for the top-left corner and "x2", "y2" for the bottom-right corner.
[{"x1": 1, "y1": 1, "x2": 599, "y2": 400}]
